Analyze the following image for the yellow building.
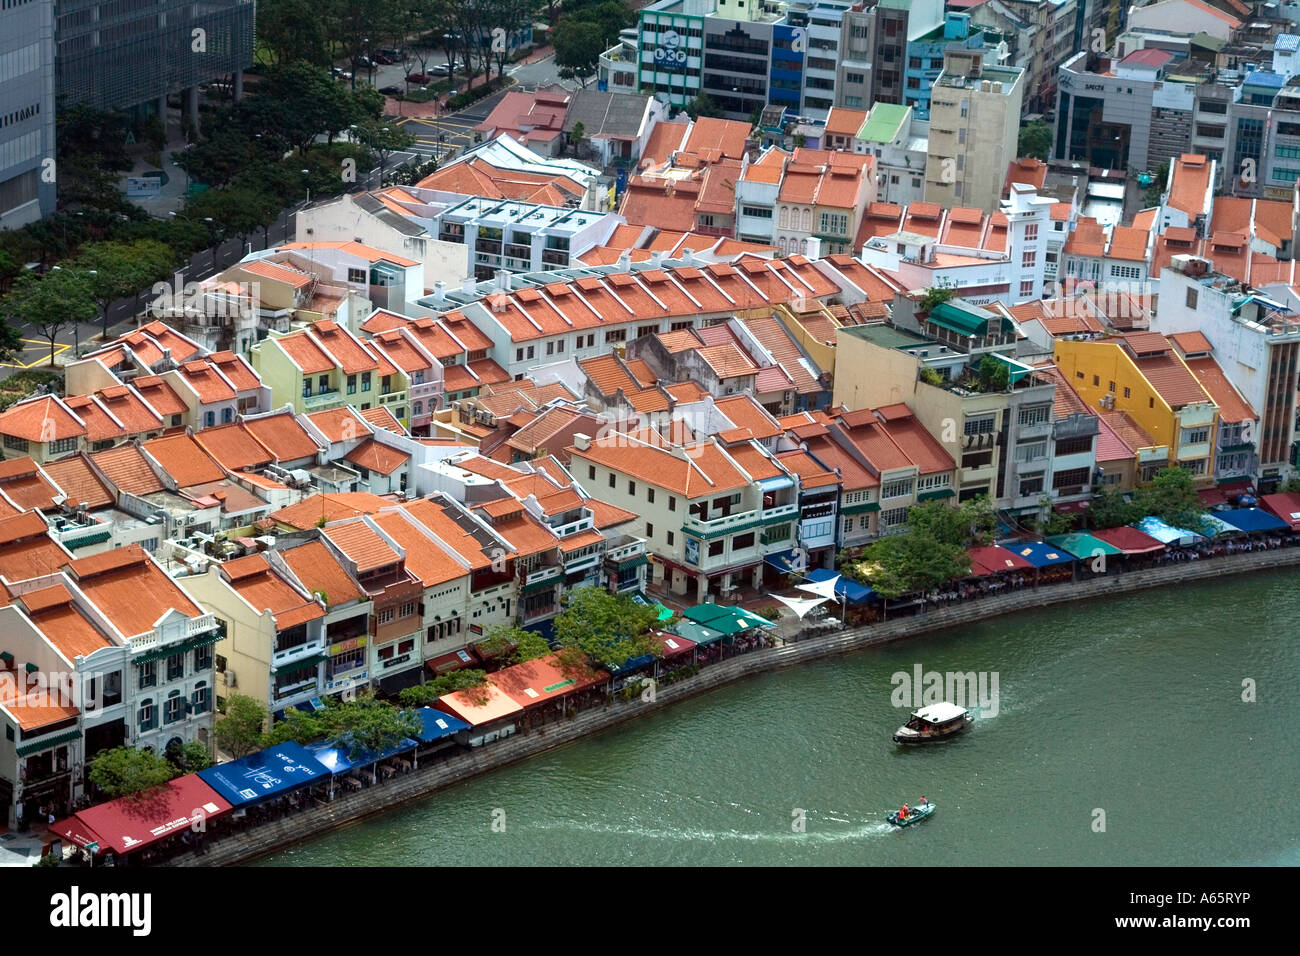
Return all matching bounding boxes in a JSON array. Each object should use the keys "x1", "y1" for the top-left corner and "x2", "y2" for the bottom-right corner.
[{"x1": 1053, "y1": 333, "x2": 1218, "y2": 484}]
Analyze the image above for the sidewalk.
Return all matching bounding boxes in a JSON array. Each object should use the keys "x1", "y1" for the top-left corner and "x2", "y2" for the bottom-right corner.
[{"x1": 0, "y1": 824, "x2": 55, "y2": 867}]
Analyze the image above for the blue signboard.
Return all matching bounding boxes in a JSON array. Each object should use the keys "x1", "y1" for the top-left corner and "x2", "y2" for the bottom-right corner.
[
  {"x1": 197, "y1": 741, "x2": 329, "y2": 805},
  {"x1": 685, "y1": 536, "x2": 699, "y2": 566},
  {"x1": 653, "y1": 30, "x2": 689, "y2": 72}
]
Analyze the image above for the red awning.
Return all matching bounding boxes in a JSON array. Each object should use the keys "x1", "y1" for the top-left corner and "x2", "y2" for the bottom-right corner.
[
  {"x1": 70, "y1": 775, "x2": 232, "y2": 855},
  {"x1": 1092, "y1": 526, "x2": 1165, "y2": 554},
  {"x1": 50, "y1": 816, "x2": 104, "y2": 851},
  {"x1": 428, "y1": 648, "x2": 477, "y2": 674},
  {"x1": 1260, "y1": 492, "x2": 1300, "y2": 531},
  {"x1": 967, "y1": 545, "x2": 1034, "y2": 575},
  {"x1": 656, "y1": 630, "x2": 696, "y2": 657}
]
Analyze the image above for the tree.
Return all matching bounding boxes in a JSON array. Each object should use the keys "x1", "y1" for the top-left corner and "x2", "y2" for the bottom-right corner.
[
  {"x1": 848, "y1": 531, "x2": 971, "y2": 598},
  {"x1": 1136, "y1": 465, "x2": 1208, "y2": 531},
  {"x1": 73, "y1": 240, "x2": 176, "y2": 337},
  {"x1": 1017, "y1": 119, "x2": 1052, "y2": 162},
  {"x1": 0, "y1": 269, "x2": 96, "y2": 366},
  {"x1": 976, "y1": 354, "x2": 1010, "y2": 392},
  {"x1": 398, "y1": 669, "x2": 490, "y2": 705},
  {"x1": 256, "y1": 0, "x2": 333, "y2": 67},
  {"x1": 166, "y1": 739, "x2": 214, "y2": 773},
  {"x1": 1087, "y1": 485, "x2": 1143, "y2": 530},
  {"x1": 261, "y1": 706, "x2": 324, "y2": 747},
  {"x1": 905, "y1": 496, "x2": 995, "y2": 548},
  {"x1": 214, "y1": 694, "x2": 269, "y2": 758},
  {"x1": 353, "y1": 120, "x2": 416, "y2": 185},
  {"x1": 918, "y1": 286, "x2": 955, "y2": 313},
  {"x1": 1281, "y1": 476, "x2": 1300, "y2": 494},
  {"x1": 0, "y1": 250, "x2": 20, "y2": 294},
  {"x1": 315, "y1": 692, "x2": 422, "y2": 760},
  {"x1": 1034, "y1": 495, "x2": 1076, "y2": 537},
  {"x1": 553, "y1": 587, "x2": 661, "y2": 668},
  {"x1": 553, "y1": 19, "x2": 602, "y2": 87},
  {"x1": 88, "y1": 746, "x2": 177, "y2": 798},
  {"x1": 685, "y1": 93, "x2": 724, "y2": 120}
]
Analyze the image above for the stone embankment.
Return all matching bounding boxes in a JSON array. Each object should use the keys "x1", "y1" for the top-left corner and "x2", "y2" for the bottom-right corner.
[{"x1": 170, "y1": 546, "x2": 1300, "y2": 866}]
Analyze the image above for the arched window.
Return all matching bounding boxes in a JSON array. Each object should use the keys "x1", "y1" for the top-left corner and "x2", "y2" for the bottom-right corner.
[
  {"x1": 413, "y1": 401, "x2": 423, "y2": 417},
  {"x1": 222, "y1": 407, "x2": 233, "y2": 423},
  {"x1": 801, "y1": 208, "x2": 812, "y2": 231},
  {"x1": 779, "y1": 207, "x2": 789, "y2": 229},
  {"x1": 204, "y1": 411, "x2": 215, "y2": 428}
]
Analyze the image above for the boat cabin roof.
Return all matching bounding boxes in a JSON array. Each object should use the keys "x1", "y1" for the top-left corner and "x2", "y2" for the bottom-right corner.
[{"x1": 913, "y1": 702, "x2": 968, "y2": 723}]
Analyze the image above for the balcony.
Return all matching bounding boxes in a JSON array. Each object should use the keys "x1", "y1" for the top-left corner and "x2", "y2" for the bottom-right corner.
[
  {"x1": 760, "y1": 502, "x2": 798, "y2": 524},
  {"x1": 475, "y1": 239, "x2": 503, "y2": 255},
  {"x1": 682, "y1": 508, "x2": 762, "y2": 540},
  {"x1": 542, "y1": 249, "x2": 569, "y2": 266},
  {"x1": 272, "y1": 636, "x2": 326, "y2": 671},
  {"x1": 303, "y1": 388, "x2": 342, "y2": 410},
  {"x1": 504, "y1": 243, "x2": 532, "y2": 262}
]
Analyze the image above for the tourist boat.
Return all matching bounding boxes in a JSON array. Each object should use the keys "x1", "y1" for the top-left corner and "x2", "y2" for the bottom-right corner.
[
  {"x1": 892, "y1": 702, "x2": 973, "y2": 744},
  {"x1": 887, "y1": 801, "x2": 935, "y2": 827}
]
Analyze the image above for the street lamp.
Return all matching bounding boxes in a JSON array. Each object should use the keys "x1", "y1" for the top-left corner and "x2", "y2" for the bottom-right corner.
[{"x1": 301, "y1": 169, "x2": 311, "y2": 204}]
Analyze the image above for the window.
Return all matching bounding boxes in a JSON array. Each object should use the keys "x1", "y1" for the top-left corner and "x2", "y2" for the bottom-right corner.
[
  {"x1": 646, "y1": 522, "x2": 654, "y2": 538},
  {"x1": 588, "y1": 465, "x2": 596, "y2": 480},
  {"x1": 1053, "y1": 467, "x2": 1091, "y2": 490},
  {"x1": 708, "y1": 540, "x2": 725, "y2": 557},
  {"x1": 608, "y1": 473, "x2": 616, "y2": 489},
  {"x1": 963, "y1": 416, "x2": 995, "y2": 435},
  {"x1": 1054, "y1": 436, "x2": 1092, "y2": 457},
  {"x1": 1093, "y1": 376, "x2": 1100, "y2": 387},
  {"x1": 194, "y1": 646, "x2": 212, "y2": 672},
  {"x1": 628, "y1": 480, "x2": 636, "y2": 495},
  {"x1": 880, "y1": 507, "x2": 909, "y2": 528},
  {"x1": 49, "y1": 437, "x2": 77, "y2": 453},
  {"x1": 1020, "y1": 280, "x2": 1035, "y2": 298},
  {"x1": 1183, "y1": 427, "x2": 1209, "y2": 445},
  {"x1": 1025, "y1": 223, "x2": 1038, "y2": 241},
  {"x1": 362, "y1": 372, "x2": 372, "y2": 392},
  {"x1": 377, "y1": 608, "x2": 394, "y2": 625},
  {"x1": 605, "y1": 329, "x2": 627, "y2": 343},
  {"x1": 205, "y1": 411, "x2": 215, "y2": 428},
  {"x1": 647, "y1": 488, "x2": 654, "y2": 504},
  {"x1": 399, "y1": 639, "x2": 415, "y2": 656},
  {"x1": 1123, "y1": 387, "x2": 1131, "y2": 398},
  {"x1": 1186, "y1": 288, "x2": 1198, "y2": 309},
  {"x1": 138, "y1": 699, "x2": 156, "y2": 732},
  {"x1": 164, "y1": 693, "x2": 183, "y2": 724},
  {"x1": 347, "y1": 374, "x2": 357, "y2": 395},
  {"x1": 166, "y1": 653, "x2": 183, "y2": 682},
  {"x1": 668, "y1": 496, "x2": 676, "y2": 511},
  {"x1": 1019, "y1": 474, "x2": 1045, "y2": 496},
  {"x1": 399, "y1": 602, "x2": 417, "y2": 618},
  {"x1": 1021, "y1": 250, "x2": 1037, "y2": 268},
  {"x1": 666, "y1": 531, "x2": 674, "y2": 546},
  {"x1": 138, "y1": 660, "x2": 156, "y2": 689},
  {"x1": 192, "y1": 683, "x2": 211, "y2": 714},
  {"x1": 881, "y1": 478, "x2": 914, "y2": 499},
  {"x1": 348, "y1": 268, "x2": 367, "y2": 284},
  {"x1": 3, "y1": 435, "x2": 28, "y2": 453},
  {"x1": 1018, "y1": 405, "x2": 1051, "y2": 427},
  {"x1": 732, "y1": 532, "x2": 755, "y2": 550},
  {"x1": 1014, "y1": 440, "x2": 1048, "y2": 463},
  {"x1": 1108, "y1": 381, "x2": 1116, "y2": 394},
  {"x1": 843, "y1": 516, "x2": 856, "y2": 533}
]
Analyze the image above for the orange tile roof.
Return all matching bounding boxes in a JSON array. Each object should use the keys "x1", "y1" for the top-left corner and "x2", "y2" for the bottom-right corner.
[
  {"x1": 879, "y1": 412, "x2": 955, "y2": 474},
  {"x1": 799, "y1": 433, "x2": 877, "y2": 490},
  {"x1": 572, "y1": 433, "x2": 749, "y2": 499},
  {"x1": 1169, "y1": 331, "x2": 1213, "y2": 354},
  {"x1": 323, "y1": 520, "x2": 402, "y2": 573},
  {"x1": 277, "y1": 241, "x2": 419, "y2": 267},
  {"x1": 695, "y1": 343, "x2": 758, "y2": 379},
  {"x1": 132, "y1": 376, "x2": 188, "y2": 417},
  {"x1": 370, "y1": 512, "x2": 466, "y2": 588},
  {"x1": 1100, "y1": 410, "x2": 1155, "y2": 453},
  {"x1": 194, "y1": 423, "x2": 273, "y2": 472},
  {"x1": 1107, "y1": 225, "x2": 1148, "y2": 262},
  {"x1": 744, "y1": 315, "x2": 822, "y2": 395},
  {"x1": 306, "y1": 407, "x2": 372, "y2": 444},
  {"x1": 68, "y1": 545, "x2": 203, "y2": 638},
  {"x1": 1168, "y1": 154, "x2": 1213, "y2": 218},
  {"x1": 276, "y1": 331, "x2": 337, "y2": 375},
  {"x1": 142, "y1": 433, "x2": 227, "y2": 487},
  {"x1": 41, "y1": 456, "x2": 114, "y2": 510},
  {"x1": 1185, "y1": 357, "x2": 1255, "y2": 423},
  {"x1": 358, "y1": 405, "x2": 406, "y2": 436},
  {"x1": 270, "y1": 492, "x2": 391, "y2": 530},
  {"x1": 311, "y1": 321, "x2": 378, "y2": 375},
  {"x1": 0, "y1": 460, "x2": 60, "y2": 511},
  {"x1": 484, "y1": 512, "x2": 557, "y2": 557},
  {"x1": 345, "y1": 438, "x2": 409, "y2": 475},
  {"x1": 774, "y1": 449, "x2": 840, "y2": 489},
  {"x1": 175, "y1": 361, "x2": 237, "y2": 404},
  {"x1": 243, "y1": 412, "x2": 321, "y2": 462},
  {"x1": 224, "y1": 553, "x2": 325, "y2": 630},
  {"x1": 236, "y1": 259, "x2": 313, "y2": 288},
  {"x1": 1005, "y1": 158, "x2": 1048, "y2": 193},
  {"x1": 399, "y1": 498, "x2": 498, "y2": 571},
  {"x1": 724, "y1": 442, "x2": 784, "y2": 481},
  {"x1": 0, "y1": 396, "x2": 86, "y2": 443},
  {"x1": 90, "y1": 444, "x2": 163, "y2": 496},
  {"x1": 279, "y1": 540, "x2": 365, "y2": 606},
  {"x1": 22, "y1": 582, "x2": 112, "y2": 659},
  {"x1": 1064, "y1": 217, "x2": 1106, "y2": 257},
  {"x1": 1131, "y1": 352, "x2": 1210, "y2": 408},
  {"x1": 208, "y1": 352, "x2": 262, "y2": 392}
]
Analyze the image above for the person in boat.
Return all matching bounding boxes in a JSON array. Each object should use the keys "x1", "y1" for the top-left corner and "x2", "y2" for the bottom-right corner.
[
  {"x1": 919, "y1": 796, "x2": 928, "y2": 805},
  {"x1": 899, "y1": 804, "x2": 909, "y2": 819}
]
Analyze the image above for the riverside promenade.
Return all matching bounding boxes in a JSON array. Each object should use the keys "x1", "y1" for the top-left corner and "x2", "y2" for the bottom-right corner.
[{"x1": 168, "y1": 544, "x2": 1300, "y2": 866}]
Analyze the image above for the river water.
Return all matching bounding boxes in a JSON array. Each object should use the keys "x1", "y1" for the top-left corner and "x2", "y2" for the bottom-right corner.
[{"x1": 259, "y1": 569, "x2": 1300, "y2": 866}]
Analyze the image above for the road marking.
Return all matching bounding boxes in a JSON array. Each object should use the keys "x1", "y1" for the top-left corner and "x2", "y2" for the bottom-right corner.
[{"x1": 1, "y1": 338, "x2": 69, "y2": 369}]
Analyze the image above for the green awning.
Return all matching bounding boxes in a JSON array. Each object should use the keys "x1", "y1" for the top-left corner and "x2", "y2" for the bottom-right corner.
[
  {"x1": 1045, "y1": 532, "x2": 1123, "y2": 559},
  {"x1": 840, "y1": 501, "x2": 881, "y2": 515},
  {"x1": 928, "y1": 301, "x2": 991, "y2": 337},
  {"x1": 917, "y1": 489, "x2": 955, "y2": 501},
  {"x1": 134, "y1": 632, "x2": 222, "y2": 665},
  {"x1": 272, "y1": 653, "x2": 326, "y2": 674},
  {"x1": 608, "y1": 554, "x2": 648, "y2": 572},
  {"x1": 520, "y1": 576, "x2": 560, "y2": 595},
  {"x1": 17, "y1": 727, "x2": 81, "y2": 757},
  {"x1": 64, "y1": 529, "x2": 112, "y2": 550}
]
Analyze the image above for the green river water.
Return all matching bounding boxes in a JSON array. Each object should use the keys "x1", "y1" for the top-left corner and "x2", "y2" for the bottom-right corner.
[{"x1": 258, "y1": 569, "x2": 1300, "y2": 866}]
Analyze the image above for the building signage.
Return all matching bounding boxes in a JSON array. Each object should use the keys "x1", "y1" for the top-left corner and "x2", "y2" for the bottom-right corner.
[
  {"x1": 685, "y1": 536, "x2": 700, "y2": 566},
  {"x1": 382, "y1": 654, "x2": 411, "y2": 669},
  {"x1": 654, "y1": 29, "x2": 689, "y2": 72},
  {"x1": 329, "y1": 637, "x2": 367, "y2": 656},
  {"x1": 1084, "y1": 83, "x2": 1106, "y2": 92}
]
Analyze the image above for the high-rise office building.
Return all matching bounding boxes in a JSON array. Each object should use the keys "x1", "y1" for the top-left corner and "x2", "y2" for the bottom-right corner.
[{"x1": 1, "y1": 0, "x2": 57, "y2": 229}]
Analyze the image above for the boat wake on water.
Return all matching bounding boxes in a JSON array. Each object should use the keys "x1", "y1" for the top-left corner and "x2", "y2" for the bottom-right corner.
[{"x1": 532, "y1": 818, "x2": 895, "y2": 843}]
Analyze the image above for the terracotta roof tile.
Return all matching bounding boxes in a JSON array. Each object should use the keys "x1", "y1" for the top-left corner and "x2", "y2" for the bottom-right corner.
[
  {"x1": 323, "y1": 519, "x2": 402, "y2": 573},
  {"x1": 41, "y1": 456, "x2": 114, "y2": 510},
  {"x1": 243, "y1": 412, "x2": 321, "y2": 462},
  {"x1": 194, "y1": 423, "x2": 273, "y2": 471},
  {"x1": 279, "y1": 540, "x2": 365, "y2": 606},
  {"x1": 0, "y1": 396, "x2": 86, "y2": 443},
  {"x1": 224, "y1": 553, "x2": 324, "y2": 630},
  {"x1": 67, "y1": 544, "x2": 203, "y2": 638},
  {"x1": 90, "y1": 445, "x2": 163, "y2": 496},
  {"x1": 344, "y1": 439, "x2": 409, "y2": 475},
  {"x1": 142, "y1": 433, "x2": 227, "y2": 487},
  {"x1": 270, "y1": 492, "x2": 391, "y2": 530}
]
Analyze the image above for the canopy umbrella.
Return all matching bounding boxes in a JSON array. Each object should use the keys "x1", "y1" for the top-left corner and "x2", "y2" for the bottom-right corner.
[
  {"x1": 797, "y1": 574, "x2": 841, "y2": 599},
  {"x1": 769, "y1": 592, "x2": 830, "y2": 620}
]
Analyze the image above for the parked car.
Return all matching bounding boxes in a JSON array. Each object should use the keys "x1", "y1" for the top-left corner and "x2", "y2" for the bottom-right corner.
[
  {"x1": 379, "y1": 48, "x2": 405, "y2": 59},
  {"x1": 406, "y1": 72, "x2": 432, "y2": 85},
  {"x1": 379, "y1": 85, "x2": 403, "y2": 96},
  {"x1": 372, "y1": 53, "x2": 394, "y2": 65},
  {"x1": 432, "y1": 64, "x2": 452, "y2": 76},
  {"x1": 330, "y1": 67, "x2": 353, "y2": 80}
]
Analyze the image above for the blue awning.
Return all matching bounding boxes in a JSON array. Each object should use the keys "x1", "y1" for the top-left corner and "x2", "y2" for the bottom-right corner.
[
  {"x1": 1218, "y1": 507, "x2": 1290, "y2": 533},
  {"x1": 414, "y1": 707, "x2": 470, "y2": 743},
  {"x1": 804, "y1": 567, "x2": 875, "y2": 603},
  {"x1": 1134, "y1": 516, "x2": 1204, "y2": 546},
  {"x1": 305, "y1": 735, "x2": 418, "y2": 773},
  {"x1": 606, "y1": 653, "x2": 656, "y2": 676},
  {"x1": 765, "y1": 548, "x2": 806, "y2": 573},
  {"x1": 1008, "y1": 540, "x2": 1076, "y2": 568},
  {"x1": 196, "y1": 741, "x2": 330, "y2": 805},
  {"x1": 758, "y1": 475, "x2": 795, "y2": 491}
]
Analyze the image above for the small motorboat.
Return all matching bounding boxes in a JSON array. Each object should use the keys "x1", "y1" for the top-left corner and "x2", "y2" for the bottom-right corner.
[
  {"x1": 892, "y1": 702, "x2": 972, "y2": 744},
  {"x1": 887, "y1": 800, "x2": 935, "y2": 827}
]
